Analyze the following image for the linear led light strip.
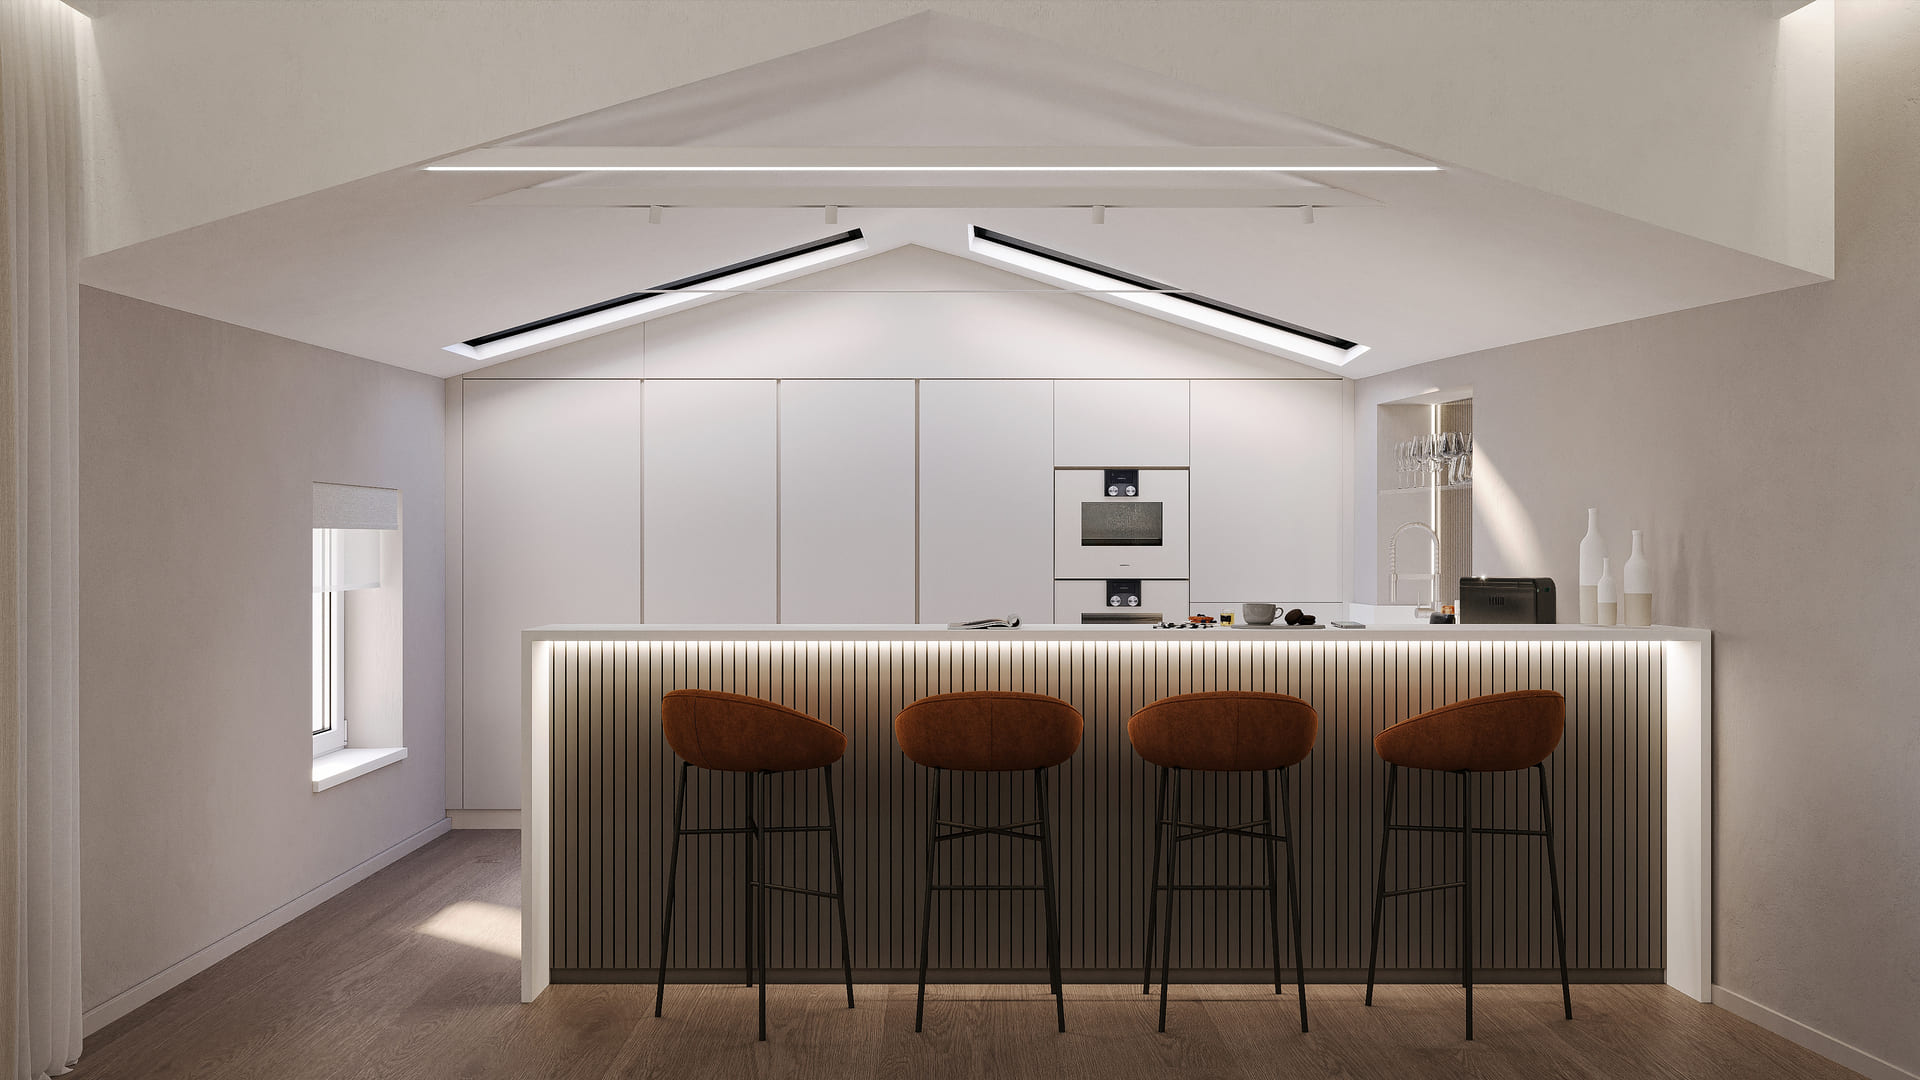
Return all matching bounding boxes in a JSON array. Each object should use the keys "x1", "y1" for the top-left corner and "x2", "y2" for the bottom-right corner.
[
  {"x1": 431, "y1": 164, "x2": 1438, "y2": 172},
  {"x1": 424, "y1": 147, "x2": 1440, "y2": 173},
  {"x1": 443, "y1": 230, "x2": 870, "y2": 362},
  {"x1": 966, "y1": 226, "x2": 1368, "y2": 367}
]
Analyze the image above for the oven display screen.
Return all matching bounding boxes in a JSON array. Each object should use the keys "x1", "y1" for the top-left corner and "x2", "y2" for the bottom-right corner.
[{"x1": 1081, "y1": 502, "x2": 1164, "y2": 546}]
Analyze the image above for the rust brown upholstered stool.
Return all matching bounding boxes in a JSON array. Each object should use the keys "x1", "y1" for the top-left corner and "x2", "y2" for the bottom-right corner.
[
  {"x1": 653, "y1": 689, "x2": 854, "y2": 1042},
  {"x1": 895, "y1": 691, "x2": 1084, "y2": 1033},
  {"x1": 1127, "y1": 691, "x2": 1318, "y2": 1034},
  {"x1": 1363, "y1": 689, "x2": 1573, "y2": 1040}
]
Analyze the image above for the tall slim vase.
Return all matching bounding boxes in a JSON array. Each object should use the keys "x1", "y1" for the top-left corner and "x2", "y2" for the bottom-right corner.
[
  {"x1": 1578, "y1": 508, "x2": 1607, "y2": 624},
  {"x1": 1623, "y1": 530, "x2": 1653, "y2": 627},
  {"x1": 1596, "y1": 558, "x2": 1619, "y2": 627}
]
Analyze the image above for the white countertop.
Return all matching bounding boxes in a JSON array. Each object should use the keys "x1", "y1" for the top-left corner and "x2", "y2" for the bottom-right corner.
[{"x1": 526, "y1": 622, "x2": 1709, "y2": 643}]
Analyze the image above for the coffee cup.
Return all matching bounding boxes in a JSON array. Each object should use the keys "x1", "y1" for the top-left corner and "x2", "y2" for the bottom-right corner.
[{"x1": 1242, "y1": 602, "x2": 1278, "y2": 626}]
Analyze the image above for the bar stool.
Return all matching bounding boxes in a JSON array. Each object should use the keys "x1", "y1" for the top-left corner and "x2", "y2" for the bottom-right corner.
[
  {"x1": 1128, "y1": 691, "x2": 1317, "y2": 1034},
  {"x1": 653, "y1": 689, "x2": 855, "y2": 1042},
  {"x1": 894, "y1": 690, "x2": 1083, "y2": 1033},
  {"x1": 1363, "y1": 689, "x2": 1573, "y2": 1040}
]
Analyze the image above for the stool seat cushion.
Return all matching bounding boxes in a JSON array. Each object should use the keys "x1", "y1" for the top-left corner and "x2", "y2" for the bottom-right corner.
[
  {"x1": 1373, "y1": 689, "x2": 1565, "y2": 773},
  {"x1": 1127, "y1": 692, "x2": 1318, "y2": 772},
  {"x1": 661, "y1": 689, "x2": 847, "y2": 773},
  {"x1": 895, "y1": 691, "x2": 1083, "y2": 772}
]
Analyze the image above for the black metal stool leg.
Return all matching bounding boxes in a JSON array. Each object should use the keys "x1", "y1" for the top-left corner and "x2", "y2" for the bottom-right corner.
[
  {"x1": 1538, "y1": 763, "x2": 1573, "y2": 1020},
  {"x1": 654, "y1": 761, "x2": 691, "y2": 1018},
  {"x1": 822, "y1": 765, "x2": 856, "y2": 1009},
  {"x1": 1156, "y1": 767, "x2": 1183, "y2": 1033},
  {"x1": 743, "y1": 776, "x2": 755, "y2": 990},
  {"x1": 1035, "y1": 768, "x2": 1066, "y2": 1033},
  {"x1": 1277, "y1": 767, "x2": 1309, "y2": 1033},
  {"x1": 1261, "y1": 770, "x2": 1283, "y2": 996},
  {"x1": 1142, "y1": 766, "x2": 1169, "y2": 994},
  {"x1": 914, "y1": 767, "x2": 942, "y2": 1033},
  {"x1": 1365, "y1": 764, "x2": 1398, "y2": 1005},
  {"x1": 1460, "y1": 769, "x2": 1473, "y2": 1041},
  {"x1": 753, "y1": 772, "x2": 770, "y2": 1041}
]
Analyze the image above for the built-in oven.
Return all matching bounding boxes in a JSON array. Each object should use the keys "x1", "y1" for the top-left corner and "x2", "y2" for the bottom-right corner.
[
  {"x1": 1054, "y1": 578, "x2": 1191, "y2": 624},
  {"x1": 1053, "y1": 468, "x2": 1189, "y2": 580}
]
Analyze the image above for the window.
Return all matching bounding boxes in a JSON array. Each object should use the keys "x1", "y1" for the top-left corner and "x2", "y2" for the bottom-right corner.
[
  {"x1": 312, "y1": 530, "x2": 348, "y2": 756},
  {"x1": 310, "y1": 483, "x2": 405, "y2": 787}
]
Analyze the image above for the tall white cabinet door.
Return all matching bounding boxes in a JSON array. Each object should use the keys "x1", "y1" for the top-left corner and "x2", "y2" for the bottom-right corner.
[
  {"x1": 462, "y1": 379, "x2": 644, "y2": 809},
  {"x1": 1055, "y1": 380, "x2": 1189, "y2": 466},
  {"x1": 779, "y1": 380, "x2": 917, "y2": 623},
  {"x1": 644, "y1": 380, "x2": 779, "y2": 624},
  {"x1": 1190, "y1": 379, "x2": 1345, "y2": 603},
  {"x1": 919, "y1": 381, "x2": 1055, "y2": 625}
]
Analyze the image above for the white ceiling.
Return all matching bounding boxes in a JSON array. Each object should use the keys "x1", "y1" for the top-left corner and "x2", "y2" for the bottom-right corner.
[{"x1": 76, "y1": 12, "x2": 1824, "y2": 380}]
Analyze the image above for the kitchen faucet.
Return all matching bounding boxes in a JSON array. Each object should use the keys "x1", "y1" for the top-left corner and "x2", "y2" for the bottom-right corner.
[{"x1": 1389, "y1": 521, "x2": 1441, "y2": 614}]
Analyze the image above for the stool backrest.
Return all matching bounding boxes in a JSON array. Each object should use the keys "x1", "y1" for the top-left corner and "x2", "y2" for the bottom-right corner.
[
  {"x1": 894, "y1": 691, "x2": 1083, "y2": 772},
  {"x1": 1376, "y1": 689, "x2": 1565, "y2": 772},
  {"x1": 660, "y1": 689, "x2": 847, "y2": 773},
  {"x1": 1127, "y1": 691, "x2": 1319, "y2": 772}
]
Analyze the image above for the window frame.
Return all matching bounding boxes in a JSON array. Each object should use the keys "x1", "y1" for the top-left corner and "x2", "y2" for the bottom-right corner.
[{"x1": 312, "y1": 530, "x2": 347, "y2": 757}]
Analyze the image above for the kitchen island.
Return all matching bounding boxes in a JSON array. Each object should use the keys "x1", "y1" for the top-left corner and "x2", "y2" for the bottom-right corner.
[{"x1": 520, "y1": 623, "x2": 1710, "y2": 1006}]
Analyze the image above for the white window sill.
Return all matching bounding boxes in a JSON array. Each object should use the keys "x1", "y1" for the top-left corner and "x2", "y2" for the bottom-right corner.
[{"x1": 312, "y1": 746, "x2": 407, "y2": 792}]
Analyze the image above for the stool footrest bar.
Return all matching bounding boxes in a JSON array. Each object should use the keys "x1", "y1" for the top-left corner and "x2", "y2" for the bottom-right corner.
[
  {"x1": 752, "y1": 882, "x2": 841, "y2": 899},
  {"x1": 1384, "y1": 881, "x2": 1465, "y2": 897},
  {"x1": 1171, "y1": 822, "x2": 1286, "y2": 844},
  {"x1": 682, "y1": 824, "x2": 836, "y2": 836},
  {"x1": 935, "y1": 820, "x2": 1043, "y2": 842},
  {"x1": 1388, "y1": 823, "x2": 1549, "y2": 837}
]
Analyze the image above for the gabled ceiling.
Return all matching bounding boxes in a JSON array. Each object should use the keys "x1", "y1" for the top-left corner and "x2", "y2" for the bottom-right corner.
[{"x1": 76, "y1": 12, "x2": 1825, "y2": 380}]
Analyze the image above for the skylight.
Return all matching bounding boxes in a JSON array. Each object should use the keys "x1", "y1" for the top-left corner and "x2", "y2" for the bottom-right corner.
[
  {"x1": 966, "y1": 226, "x2": 1368, "y2": 368},
  {"x1": 444, "y1": 230, "x2": 870, "y2": 363}
]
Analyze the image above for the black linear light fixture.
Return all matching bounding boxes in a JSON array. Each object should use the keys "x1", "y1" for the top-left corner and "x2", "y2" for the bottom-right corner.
[
  {"x1": 445, "y1": 229, "x2": 869, "y2": 362},
  {"x1": 966, "y1": 226, "x2": 1367, "y2": 367}
]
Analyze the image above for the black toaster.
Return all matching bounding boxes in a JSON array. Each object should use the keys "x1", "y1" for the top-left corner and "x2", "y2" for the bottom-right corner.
[{"x1": 1458, "y1": 577, "x2": 1557, "y2": 624}]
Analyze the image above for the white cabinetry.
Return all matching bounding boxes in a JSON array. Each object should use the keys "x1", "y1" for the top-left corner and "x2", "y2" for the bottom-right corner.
[
  {"x1": 919, "y1": 381, "x2": 1055, "y2": 624},
  {"x1": 461, "y1": 378, "x2": 644, "y2": 809},
  {"x1": 644, "y1": 380, "x2": 779, "y2": 623},
  {"x1": 1054, "y1": 380, "x2": 1189, "y2": 465},
  {"x1": 779, "y1": 380, "x2": 917, "y2": 623},
  {"x1": 1189, "y1": 379, "x2": 1345, "y2": 603}
]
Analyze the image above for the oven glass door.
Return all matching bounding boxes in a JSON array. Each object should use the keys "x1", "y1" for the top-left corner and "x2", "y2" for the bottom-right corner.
[{"x1": 1080, "y1": 501, "x2": 1164, "y2": 546}]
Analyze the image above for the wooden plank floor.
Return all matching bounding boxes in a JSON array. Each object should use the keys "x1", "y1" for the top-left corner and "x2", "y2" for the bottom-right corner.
[{"x1": 74, "y1": 831, "x2": 1858, "y2": 1080}]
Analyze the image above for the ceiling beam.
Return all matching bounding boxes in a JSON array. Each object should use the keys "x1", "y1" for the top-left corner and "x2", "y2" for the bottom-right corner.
[
  {"x1": 472, "y1": 185, "x2": 1383, "y2": 209},
  {"x1": 426, "y1": 145, "x2": 1441, "y2": 173}
]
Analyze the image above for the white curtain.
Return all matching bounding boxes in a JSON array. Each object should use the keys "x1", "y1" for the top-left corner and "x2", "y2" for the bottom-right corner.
[{"x1": 2, "y1": 0, "x2": 86, "y2": 1075}]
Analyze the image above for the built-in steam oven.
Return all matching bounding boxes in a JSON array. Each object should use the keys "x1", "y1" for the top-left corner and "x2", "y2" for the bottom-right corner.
[{"x1": 1053, "y1": 468, "x2": 1189, "y2": 580}]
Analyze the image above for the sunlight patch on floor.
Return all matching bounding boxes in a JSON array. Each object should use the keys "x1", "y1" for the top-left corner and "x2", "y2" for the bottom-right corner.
[{"x1": 417, "y1": 900, "x2": 521, "y2": 958}]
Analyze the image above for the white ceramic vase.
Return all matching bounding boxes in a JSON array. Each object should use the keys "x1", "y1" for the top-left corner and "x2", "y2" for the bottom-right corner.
[
  {"x1": 1623, "y1": 529, "x2": 1653, "y2": 627},
  {"x1": 1578, "y1": 508, "x2": 1607, "y2": 624},
  {"x1": 1596, "y1": 557, "x2": 1619, "y2": 627}
]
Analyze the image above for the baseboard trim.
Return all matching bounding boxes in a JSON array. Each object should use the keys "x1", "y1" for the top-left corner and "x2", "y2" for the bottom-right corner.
[
  {"x1": 82, "y1": 816, "x2": 453, "y2": 1036},
  {"x1": 448, "y1": 809, "x2": 520, "y2": 830},
  {"x1": 1714, "y1": 984, "x2": 1917, "y2": 1080}
]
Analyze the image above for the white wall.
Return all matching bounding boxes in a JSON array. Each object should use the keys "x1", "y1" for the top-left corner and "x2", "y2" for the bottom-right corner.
[
  {"x1": 1352, "y1": 4, "x2": 1918, "y2": 1072},
  {"x1": 75, "y1": 1, "x2": 1829, "y2": 272},
  {"x1": 78, "y1": 288, "x2": 447, "y2": 1013}
]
